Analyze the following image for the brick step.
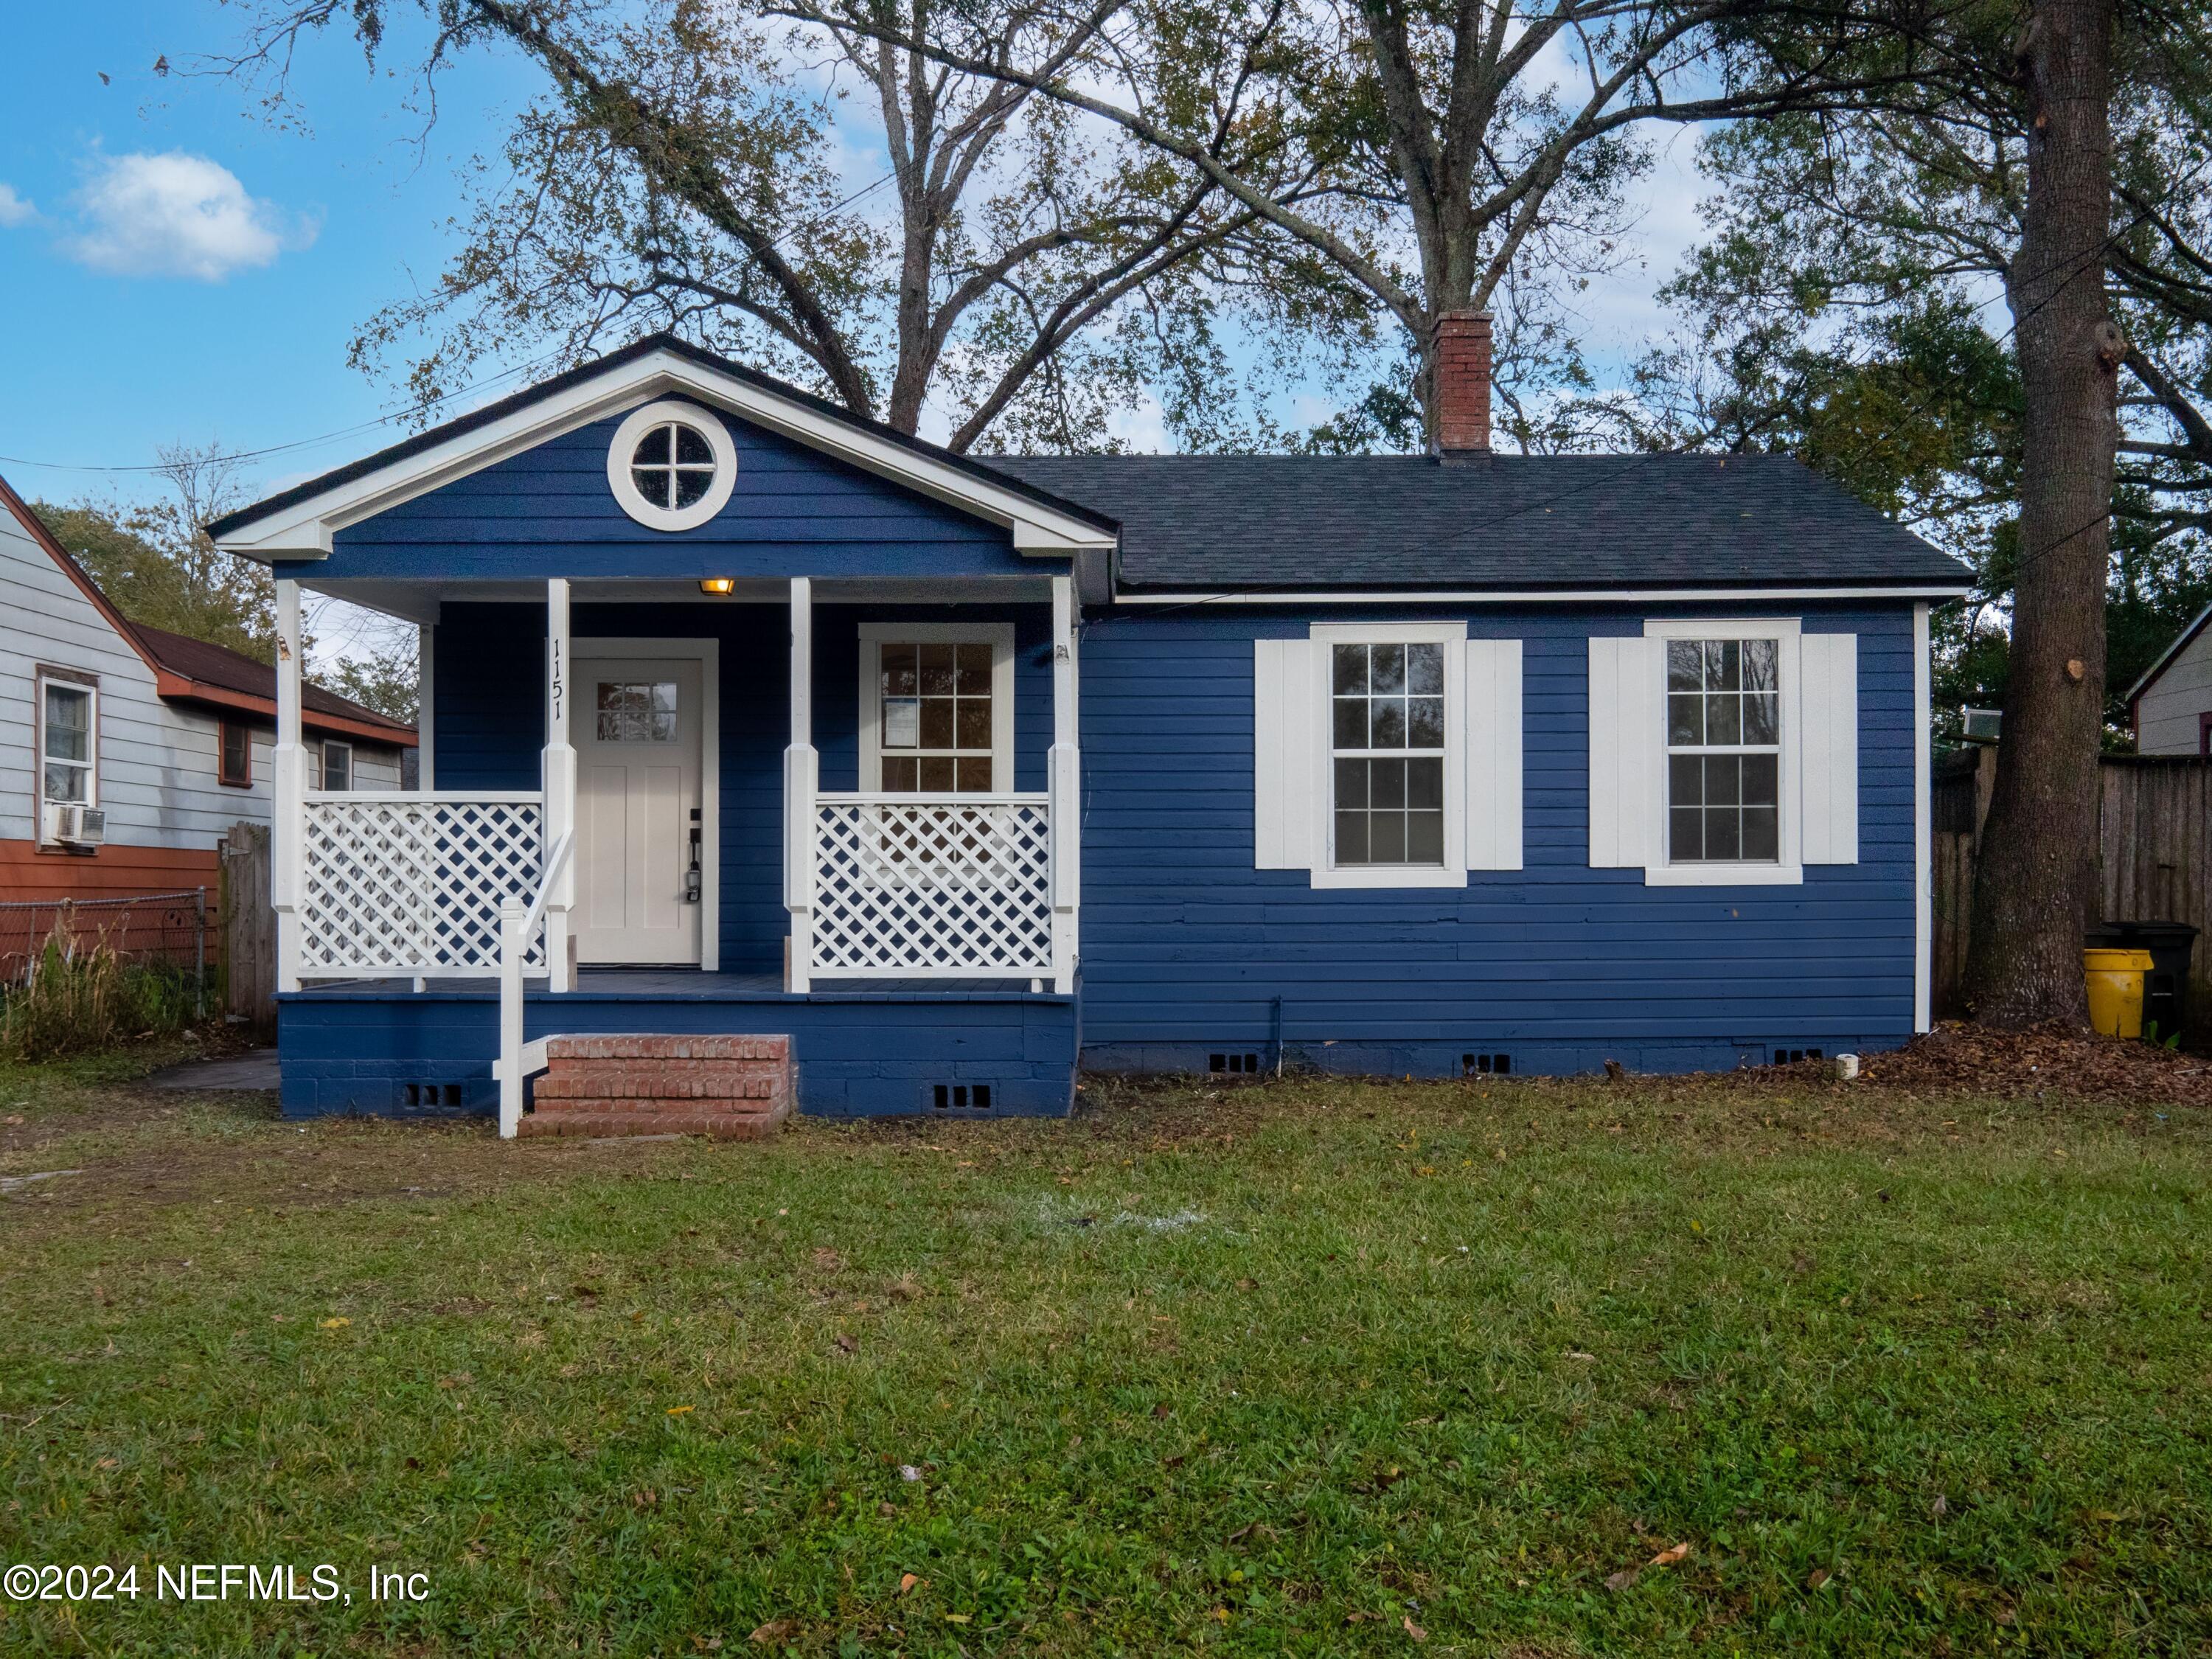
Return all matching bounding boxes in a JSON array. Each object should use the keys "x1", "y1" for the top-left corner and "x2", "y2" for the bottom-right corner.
[
  {"x1": 534, "y1": 1065, "x2": 785, "y2": 1103},
  {"x1": 517, "y1": 1106, "x2": 785, "y2": 1141},
  {"x1": 522, "y1": 1032, "x2": 793, "y2": 1141}
]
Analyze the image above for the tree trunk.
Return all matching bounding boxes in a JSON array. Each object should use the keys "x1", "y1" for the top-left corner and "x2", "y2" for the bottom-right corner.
[{"x1": 1964, "y1": 0, "x2": 2121, "y2": 1027}]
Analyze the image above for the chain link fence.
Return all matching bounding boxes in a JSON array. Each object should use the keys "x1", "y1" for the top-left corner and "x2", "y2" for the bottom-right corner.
[{"x1": 0, "y1": 891, "x2": 212, "y2": 1015}]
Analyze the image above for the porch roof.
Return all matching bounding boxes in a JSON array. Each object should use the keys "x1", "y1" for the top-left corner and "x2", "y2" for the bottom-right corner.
[{"x1": 208, "y1": 336, "x2": 1119, "y2": 563}]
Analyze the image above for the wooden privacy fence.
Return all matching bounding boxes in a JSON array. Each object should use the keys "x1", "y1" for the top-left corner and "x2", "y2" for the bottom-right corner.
[
  {"x1": 1933, "y1": 747, "x2": 2212, "y2": 1021},
  {"x1": 219, "y1": 821, "x2": 276, "y2": 1032}
]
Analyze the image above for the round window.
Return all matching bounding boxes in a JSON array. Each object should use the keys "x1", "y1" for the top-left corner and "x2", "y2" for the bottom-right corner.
[{"x1": 606, "y1": 400, "x2": 737, "y2": 531}]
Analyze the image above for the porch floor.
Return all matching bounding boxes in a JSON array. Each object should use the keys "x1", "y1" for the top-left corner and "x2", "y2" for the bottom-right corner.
[{"x1": 288, "y1": 969, "x2": 1068, "y2": 1002}]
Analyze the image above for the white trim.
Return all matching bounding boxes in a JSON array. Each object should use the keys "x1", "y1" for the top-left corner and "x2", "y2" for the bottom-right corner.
[
  {"x1": 1310, "y1": 621, "x2": 1468, "y2": 889},
  {"x1": 274, "y1": 579, "x2": 305, "y2": 993},
  {"x1": 33, "y1": 672, "x2": 99, "y2": 838},
  {"x1": 1116, "y1": 585, "x2": 1969, "y2": 605},
  {"x1": 1913, "y1": 602, "x2": 1933, "y2": 1033},
  {"x1": 1464, "y1": 638, "x2": 1523, "y2": 871},
  {"x1": 1643, "y1": 618, "x2": 1804, "y2": 887},
  {"x1": 855, "y1": 622, "x2": 1017, "y2": 793},
  {"x1": 316, "y1": 738, "x2": 354, "y2": 792},
  {"x1": 786, "y1": 579, "x2": 816, "y2": 992},
  {"x1": 571, "y1": 635, "x2": 722, "y2": 973},
  {"x1": 605, "y1": 400, "x2": 740, "y2": 532},
  {"x1": 1253, "y1": 639, "x2": 1321, "y2": 871},
  {"x1": 417, "y1": 622, "x2": 436, "y2": 788},
  {"x1": 212, "y1": 345, "x2": 1114, "y2": 559}
]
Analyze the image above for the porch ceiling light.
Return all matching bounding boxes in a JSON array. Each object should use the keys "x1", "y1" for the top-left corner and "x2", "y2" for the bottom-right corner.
[{"x1": 699, "y1": 578, "x2": 736, "y2": 595}]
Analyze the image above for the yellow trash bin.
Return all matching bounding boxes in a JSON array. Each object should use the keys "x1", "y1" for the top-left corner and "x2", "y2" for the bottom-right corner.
[{"x1": 2083, "y1": 947, "x2": 2154, "y2": 1038}]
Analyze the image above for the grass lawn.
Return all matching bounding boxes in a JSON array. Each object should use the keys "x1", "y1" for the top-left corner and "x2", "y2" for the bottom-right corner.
[{"x1": 1, "y1": 1052, "x2": 2208, "y2": 1655}]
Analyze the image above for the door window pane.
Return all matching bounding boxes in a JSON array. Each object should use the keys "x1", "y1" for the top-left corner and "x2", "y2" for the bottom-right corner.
[{"x1": 596, "y1": 681, "x2": 678, "y2": 742}]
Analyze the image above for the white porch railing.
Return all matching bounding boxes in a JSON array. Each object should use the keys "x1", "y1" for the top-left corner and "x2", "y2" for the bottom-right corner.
[
  {"x1": 808, "y1": 793, "x2": 1054, "y2": 978},
  {"x1": 298, "y1": 792, "x2": 548, "y2": 977}
]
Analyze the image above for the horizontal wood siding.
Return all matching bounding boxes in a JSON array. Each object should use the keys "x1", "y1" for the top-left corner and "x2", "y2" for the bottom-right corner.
[
  {"x1": 1075, "y1": 601, "x2": 1918, "y2": 1076},
  {"x1": 0, "y1": 838, "x2": 220, "y2": 901},
  {"x1": 2137, "y1": 625, "x2": 2212, "y2": 755},
  {"x1": 3, "y1": 508, "x2": 279, "y2": 848},
  {"x1": 434, "y1": 599, "x2": 1055, "y2": 972},
  {"x1": 318, "y1": 398, "x2": 1031, "y2": 582}
]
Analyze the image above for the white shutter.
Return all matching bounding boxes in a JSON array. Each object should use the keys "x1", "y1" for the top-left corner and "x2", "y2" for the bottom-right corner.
[
  {"x1": 1798, "y1": 632, "x2": 1859, "y2": 864},
  {"x1": 1587, "y1": 635, "x2": 1662, "y2": 868},
  {"x1": 1464, "y1": 639, "x2": 1523, "y2": 870},
  {"x1": 1253, "y1": 639, "x2": 1320, "y2": 870}
]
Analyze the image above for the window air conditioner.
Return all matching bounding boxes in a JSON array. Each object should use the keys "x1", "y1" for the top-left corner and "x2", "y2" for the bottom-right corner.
[
  {"x1": 41, "y1": 803, "x2": 108, "y2": 846},
  {"x1": 1961, "y1": 707, "x2": 2002, "y2": 742}
]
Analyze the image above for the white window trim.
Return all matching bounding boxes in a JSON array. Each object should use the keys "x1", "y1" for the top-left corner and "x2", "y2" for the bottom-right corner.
[
  {"x1": 856, "y1": 622, "x2": 1018, "y2": 793},
  {"x1": 1310, "y1": 621, "x2": 1468, "y2": 888},
  {"x1": 35, "y1": 671, "x2": 99, "y2": 841},
  {"x1": 605, "y1": 399, "x2": 740, "y2": 533},
  {"x1": 319, "y1": 739, "x2": 355, "y2": 793},
  {"x1": 1643, "y1": 618, "x2": 1804, "y2": 887}
]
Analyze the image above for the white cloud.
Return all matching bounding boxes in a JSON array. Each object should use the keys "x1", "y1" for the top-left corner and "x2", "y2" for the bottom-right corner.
[
  {"x1": 63, "y1": 152, "x2": 310, "y2": 281},
  {"x1": 0, "y1": 184, "x2": 35, "y2": 227}
]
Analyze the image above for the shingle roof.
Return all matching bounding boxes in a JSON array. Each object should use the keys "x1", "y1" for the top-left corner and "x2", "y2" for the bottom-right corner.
[
  {"x1": 985, "y1": 453, "x2": 1972, "y2": 592},
  {"x1": 131, "y1": 623, "x2": 415, "y2": 737}
]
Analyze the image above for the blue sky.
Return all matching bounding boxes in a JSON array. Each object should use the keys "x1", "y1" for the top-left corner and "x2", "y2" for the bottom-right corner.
[
  {"x1": 1, "y1": 4, "x2": 1717, "y2": 518},
  {"x1": 1, "y1": 4, "x2": 548, "y2": 511}
]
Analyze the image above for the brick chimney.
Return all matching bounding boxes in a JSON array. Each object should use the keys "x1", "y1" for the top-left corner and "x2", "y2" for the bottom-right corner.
[{"x1": 1433, "y1": 310, "x2": 1492, "y2": 458}]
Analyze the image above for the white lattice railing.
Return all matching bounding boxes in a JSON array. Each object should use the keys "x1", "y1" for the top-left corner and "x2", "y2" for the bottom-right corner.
[
  {"x1": 299, "y1": 792, "x2": 547, "y2": 978},
  {"x1": 810, "y1": 793, "x2": 1054, "y2": 978}
]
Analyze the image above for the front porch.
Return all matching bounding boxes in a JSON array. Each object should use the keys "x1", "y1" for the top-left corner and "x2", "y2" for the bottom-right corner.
[{"x1": 266, "y1": 574, "x2": 1084, "y2": 1127}]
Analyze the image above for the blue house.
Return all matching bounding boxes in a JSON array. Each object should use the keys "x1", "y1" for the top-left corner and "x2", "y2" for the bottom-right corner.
[{"x1": 207, "y1": 324, "x2": 1971, "y2": 1132}]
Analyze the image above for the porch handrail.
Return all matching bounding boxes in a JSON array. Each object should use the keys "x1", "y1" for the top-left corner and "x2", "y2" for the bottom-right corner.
[{"x1": 496, "y1": 830, "x2": 573, "y2": 1140}]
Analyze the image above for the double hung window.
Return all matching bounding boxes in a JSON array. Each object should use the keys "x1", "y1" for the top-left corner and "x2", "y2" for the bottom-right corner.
[{"x1": 1664, "y1": 638, "x2": 1781, "y2": 863}]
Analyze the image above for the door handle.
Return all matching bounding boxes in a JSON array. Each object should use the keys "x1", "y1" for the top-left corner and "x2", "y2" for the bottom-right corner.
[{"x1": 684, "y1": 810, "x2": 702, "y2": 902}]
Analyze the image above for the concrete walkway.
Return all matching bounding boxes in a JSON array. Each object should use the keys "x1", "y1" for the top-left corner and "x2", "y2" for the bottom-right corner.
[{"x1": 146, "y1": 1050, "x2": 280, "y2": 1091}]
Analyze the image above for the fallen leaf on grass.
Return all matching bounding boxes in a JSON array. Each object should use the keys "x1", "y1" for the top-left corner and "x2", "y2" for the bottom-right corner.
[
  {"x1": 1931, "y1": 1495, "x2": 1950, "y2": 1519},
  {"x1": 1565, "y1": 1351, "x2": 1597, "y2": 1363},
  {"x1": 899, "y1": 1464, "x2": 922, "y2": 1481},
  {"x1": 899, "y1": 1573, "x2": 919, "y2": 1594},
  {"x1": 748, "y1": 1618, "x2": 794, "y2": 1644},
  {"x1": 318, "y1": 1317, "x2": 350, "y2": 1329},
  {"x1": 835, "y1": 1333, "x2": 858, "y2": 1354},
  {"x1": 1234, "y1": 1277, "x2": 1258, "y2": 1292},
  {"x1": 1806, "y1": 1568, "x2": 1831, "y2": 1590},
  {"x1": 944, "y1": 1612, "x2": 971, "y2": 1624},
  {"x1": 1402, "y1": 1614, "x2": 1429, "y2": 1641},
  {"x1": 667, "y1": 1405, "x2": 695, "y2": 1417},
  {"x1": 1649, "y1": 1543, "x2": 1691, "y2": 1567},
  {"x1": 1604, "y1": 1569, "x2": 1641, "y2": 1593},
  {"x1": 1152, "y1": 1402, "x2": 1171, "y2": 1419}
]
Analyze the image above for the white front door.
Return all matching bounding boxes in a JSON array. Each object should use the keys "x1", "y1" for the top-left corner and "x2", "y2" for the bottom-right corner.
[{"x1": 572, "y1": 658, "x2": 704, "y2": 965}]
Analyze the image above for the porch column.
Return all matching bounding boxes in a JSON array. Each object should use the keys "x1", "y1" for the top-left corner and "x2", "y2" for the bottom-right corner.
[
  {"x1": 785, "y1": 577, "x2": 818, "y2": 992},
  {"x1": 1048, "y1": 574, "x2": 1080, "y2": 994},
  {"x1": 416, "y1": 621, "x2": 435, "y2": 788},
  {"x1": 272, "y1": 578, "x2": 305, "y2": 993},
  {"x1": 543, "y1": 579, "x2": 577, "y2": 992}
]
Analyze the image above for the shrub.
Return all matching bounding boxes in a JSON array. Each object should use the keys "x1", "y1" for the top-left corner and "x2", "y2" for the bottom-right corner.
[{"x1": 1, "y1": 922, "x2": 204, "y2": 1061}]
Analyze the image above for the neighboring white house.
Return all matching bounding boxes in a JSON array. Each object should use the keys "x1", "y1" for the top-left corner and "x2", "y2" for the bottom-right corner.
[
  {"x1": 1, "y1": 471, "x2": 414, "y2": 906},
  {"x1": 2129, "y1": 602, "x2": 2212, "y2": 757}
]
